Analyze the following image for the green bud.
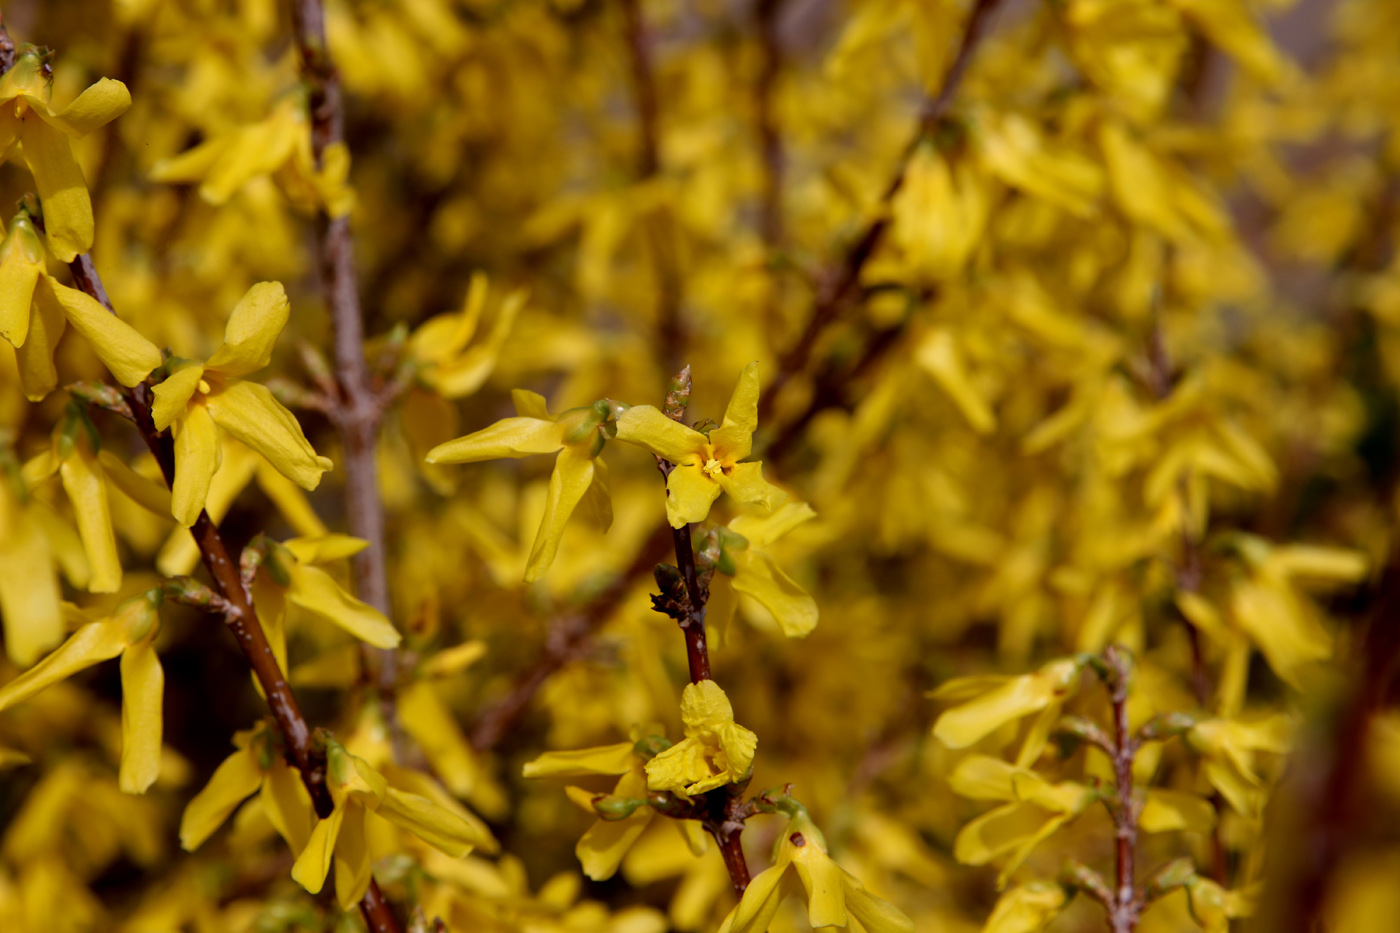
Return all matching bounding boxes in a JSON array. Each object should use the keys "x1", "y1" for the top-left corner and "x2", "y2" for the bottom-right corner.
[{"x1": 593, "y1": 796, "x2": 645, "y2": 820}]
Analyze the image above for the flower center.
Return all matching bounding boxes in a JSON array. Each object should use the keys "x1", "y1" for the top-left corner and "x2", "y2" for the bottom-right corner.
[
  {"x1": 197, "y1": 379, "x2": 212, "y2": 395},
  {"x1": 702, "y1": 458, "x2": 725, "y2": 477}
]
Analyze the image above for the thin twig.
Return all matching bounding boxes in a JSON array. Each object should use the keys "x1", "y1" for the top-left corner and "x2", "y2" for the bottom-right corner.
[
  {"x1": 288, "y1": 0, "x2": 399, "y2": 706},
  {"x1": 1102, "y1": 646, "x2": 1141, "y2": 933}
]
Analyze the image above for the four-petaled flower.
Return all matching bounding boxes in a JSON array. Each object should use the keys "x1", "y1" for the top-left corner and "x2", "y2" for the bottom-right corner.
[
  {"x1": 645, "y1": 680, "x2": 757, "y2": 798},
  {"x1": 426, "y1": 390, "x2": 613, "y2": 581},
  {"x1": 151, "y1": 282, "x2": 332, "y2": 526},
  {"x1": 0, "y1": 591, "x2": 165, "y2": 793},
  {"x1": 615, "y1": 362, "x2": 785, "y2": 528},
  {"x1": 0, "y1": 48, "x2": 131, "y2": 261}
]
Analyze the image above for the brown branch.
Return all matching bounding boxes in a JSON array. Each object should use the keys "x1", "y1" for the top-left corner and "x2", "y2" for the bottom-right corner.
[
  {"x1": 288, "y1": 0, "x2": 398, "y2": 701},
  {"x1": 1101, "y1": 646, "x2": 1142, "y2": 933},
  {"x1": 62, "y1": 253, "x2": 401, "y2": 933},
  {"x1": 759, "y1": 0, "x2": 1004, "y2": 421}
]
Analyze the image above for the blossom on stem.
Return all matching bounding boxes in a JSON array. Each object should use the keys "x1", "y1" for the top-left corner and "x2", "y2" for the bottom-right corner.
[
  {"x1": 408, "y1": 272, "x2": 522, "y2": 398},
  {"x1": 0, "y1": 591, "x2": 165, "y2": 793},
  {"x1": 718, "y1": 808, "x2": 913, "y2": 933},
  {"x1": 0, "y1": 48, "x2": 131, "y2": 261},
  {"x1": 150, "y1": 282, "x2": 332, "y2": 526},
  {"x1": 0, "y1": 210, "x2": 161, "y2": 400},
  {"x1": 645, "y1": 681, "x2": 757, "y2": 798},
  {"x1": 615, "y1": 362, "x2": 785, "y2": 528},
  {"x1": 179, "y1": 722, "x2": 314, "y2": 854},
  {"x1": 932, "y1": 657, "x2": 1083, "y2": 761},
  {"x1": 426, "y1": 390, "x2": 613, "y2": 581}
]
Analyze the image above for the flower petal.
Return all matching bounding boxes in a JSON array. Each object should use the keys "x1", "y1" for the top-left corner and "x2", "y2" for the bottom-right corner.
[
  {"x1": 262, "y1": 758, "x2": 315, "y2": 854},
  {"x1": 205, "y1": 380, "x2": 332, "y2": 490},
  {"x1": 792, "y1": 842, "x2": 847, "y2": 928},
  {"x1": 842, "y1": 872, "x2": 916, "y2": 933},
  {"x1": 151, "y1": 363, "x2": 206, "y2": 431},
  {"x1": 205, "y1": 282, "x2": 290, "y2": 377},
  {"x1": 49, "y1": 79, "x2": 132, "y2": 137},
  {"x1": 615, "y1": 405, "x2": 707, "y2": 464},
  {"x1": 46, "y1": 280, "x2": 161, "y2": 386},
  {"x1": 118, "y1": 639, "x2": 164, "y2": 794},
  {"x1": 58, "y1": 436, "x2": 121, "y2": 593},
  {"x1": 716, "y1": 461, "x2": 786, "y2": 512},
  {"x1": 732, "y1": 552, "x2": 818, "y2": 638},
  {"x1": 577, "y1": 807, "x2": 653, "y2": 881},
  {"x1": 522, "y1": 742, "x2": 637, "y2": 778},
  {"x1": 180, "y1": 745, "x2": 264, "y2": 850},
  {"x1": 285, "y1": 563, "x2": 402, "y2": 649},
  {"x1": 0, "y1": 621, "x2": 129, "y2": 711},
  {"x1": 710, "y1": 361, "x2": 761, "y2": 460},
  {"x1": 333, "y1": 808, "x2": 372, "y2": 910},
  {"x1": 665, "y1": 464, "x2": 722, "y2": 528},
  {"x1": 0, "y1": 508, "x2": 64, "y2": 667},
  {"x1": 524, "y1": 446, "x2": 596, "y2": 582},
  {"x1": 15, "y1": 284, "x2": 66, "y2": 401},
  {"x1": 0, "y1": 226, "x2": 42, "y2": 347},
  {"x1": 291, "y1": 802, "x2": 345, "y2": 894},
  {"x1": 97, "y1": 450, "x2": 172, "y2": 517},
  {"x1": 374, "y1": 787, "x2": 482, "y2": 857},
  {"x1": 721, "y1": 859, "x2": 791, "y2": 933},
  {"x1": 425, "y1": 417, "x2": 564, "y2": 463},
  {"x1": 21, "y1": 117, "x2": 92, "y2": 261},
  {"x1": 170, "y1": 404, "x2": 220, "y2": 527}
]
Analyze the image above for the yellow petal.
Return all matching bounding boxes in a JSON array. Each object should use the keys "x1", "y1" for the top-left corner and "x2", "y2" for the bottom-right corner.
[
  {"x1": 0, "y1": 621, "x2": 129, "y2": 710},
  {"x1": 205, "y1": 282, "x2": 290, "y2": 378},
  {"x1": 199, "y1": 112, "x2": 300, "y2": 204},
  {"x1": 981, "y1": 883, "x2": 1068, "y2": 933},
  {"x1": 98, "y1": 450, "x2": 172, "y2": 517},
  {"x1": 49, "y1": 79, "x2": 132, "y2": 137},
  {"x1": 333, "y1": 807, "x2": 372, "y2": 910},
  {"x1": 118, "y1": 639, "x2": 164, "y2": 794},
  {"x1": 729, "y1": 500, "x2": 816, "y2": 549},
  {"x1": 15, "y1": 283, "x2": 66, "y2": 400},
  {"x1": 524, "y1": 446, "x2": 596, "y2": 582},
  {"x1": 716, "y1": 461, "x2": 786, "y2": 513},
  {"x1": 373, "y1": 787, "x2": 481, "y2": 857},
  {"x1": 151, "y1": 363, "x2": 206, "y2": 431},
  {"x1": 577, "y1": 808, "x2": 653, "y2": 881},
  {"x1": 262, "y1": 758, "x2": 315, "y2": 854},
  {"x1": 45, "y1": 280, "x2": 161, "y2": 386},
  {"x1": 20, "y1": 118, "x2": 92, "y2": 261},
  {"x1": 1140, "y1": 789, "x2": 1216, "y2": 834},
  {"x1": 934, "y1": 660, "x2": 1078, "y2": 749},
  {"x1": 522, "y1": 742, "x2": 636, "y2": 778},
  {"x1": 949, "y1": 755, "x2": 1019, "y2": 802},
  {"x1": 732, "y1": 552, "x2": 816, "y2": 638},
  {"x1": 512, "y1": 388, "x2": 552, "y2": 419},
  {"x1": 681, "y1": 679, "x2": 737, "y2": 733},
  {"x1": 0, "y1": 223, "x2": 42, "y2": 347},
  {"x1": 842, "y1": 872, "x2": 915, "y2": 933},
  {"x1": 179, "y1": 745, "x2": 264, "y2": 850},
  {"x1": 792, "y1": 841, "x2": 847, "y2": 927},
  {"x1": 397, "y1": 682, "x2": 478, "y2": 797},
  {"x1": 710, "y1": 363, "x2": 760, "y2": 460},
  {"x1": 721, "y1": 858, "x2": 791, "y2": 933},
  {"x1": 285, "y1": 563, "x2": 402, "y2": 648},
  {"x1": 205, "y1": 380, "x2": 332, "y2": 490},
  {"x1": 283, "y1": 533, "x2": 367, "y2": 564},
  {"x1": 0, "y1": 506, "x2": 64, "y2": 667},
  {"x1": 291, "y1": 803, "x2": 345, "y2": 894},
  {"x1": 665, "y1": 464, "x2": 723, "y2": 528},
  {"x1": 59, "y1": 438, "x2": 121, "y2": 593},
  {"x1": 170, "y1": 404, "x2": 221, "y2": 527},
  {"x1": 148, "y1": 137, "x2": 225, "y2": 184},
  {"x1": 425, "y1": 416, "x2": 564, "y2": 462},
  {"x1": 615, "y1": 405, "x2": 707, "y2": 464}
]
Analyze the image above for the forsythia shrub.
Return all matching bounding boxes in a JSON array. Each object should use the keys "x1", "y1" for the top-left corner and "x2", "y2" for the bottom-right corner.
[{"x1": 0, "y1": 0, "x2": 1397, "y2": 931}]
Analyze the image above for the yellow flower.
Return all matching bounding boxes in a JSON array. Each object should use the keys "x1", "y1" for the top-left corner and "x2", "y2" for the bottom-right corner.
[
  {"x1": 614, "y1": 362, "x2": 786, "y2": 528},
  {"x1": 1186, "y1": 714, "x2": 1292, "y2": 818},
  {"x1": 291, "y1": 739, "x2": 490, "y2": 909},
  {"x1": 979, "y1": 882, "x2": 1069, "y2": 933},
  {"x1": 645, "y1": 681, "x2": 757, "y2": 798},
  {"x1": 249, "y1": 535, "x2": 403, "y2": 677},
  {"x1": 932, "y1": 658, "x2": 1083, "y2": 756},
  {"x1": 1185, "y1": 876, "x2": 1257, "y2": 933},
  {"x1": 0, "y1": 452, "x2": 67, "y2": 668},
  {"x1": 149, "y1": 98, "x2": 354, "y2": 217},
  {"x1": 150, "y1": 282, "x2": 332, "y2": 527},
  {"x1": 408, "y1": 272, "x2": 523, "y2": 398},
  {"x1": 0, "y1": 592, "x2": 164, "y2": 793},
  {"x1": 706, "y1": 501, "x2": 819, "y2": 645},
  {"x1": 179, "y1": 722, "x2": 315, "y2": 855},
  {"x1": 947, "y1": 755, "x2": 1097, "y2": 888},
  {"x1": 0, "y1": 49, "x2": 131, "y2": 261},
  {"x1": 426, "y1": 389, "x2": 613, "y2": 581},
  {"x1": 718, "y1": 809, "x2": 913, "y2": 933},
  {"x1": 523, "y1": 737, "x2": 656, "y2": 880},
  {"x1": 0, "y1": 210, "x2": 161, "y2": 400}
]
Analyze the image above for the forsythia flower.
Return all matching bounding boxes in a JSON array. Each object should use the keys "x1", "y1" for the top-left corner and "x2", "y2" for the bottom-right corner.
[
  {"x1": 179, "y1": 722, "x2": 315, "y2": 854},
  {"x1": 523, "y1": 737, "x2": 659, "y2": 880},
  {"x1": 0, "y1": 48, "x2": 131, "y2": 261},
  {"x1": 645, "y1": 681, "x2": 757, "y2": 797},
  {"x1": 0, "y1": 592, "x2": 164, "y2": 793},
  {"x1": 149, "y1": 97, "x2": 354, "y2": 217},
  {"x1": 718, "y1": 808, "x2": 913, "y2": 933},
  {"x1": 979, "y1": 882, "x2": 1070, "y2": 933},
  {"x1": 151, "y1": 282, "x2": 332, "y2": 526},
  {"x1": 291, "y1": 739, "x2": 489, "y2": 909},
  {"x1": 932, "y1": 657, "x2": 1083, "y2": 756},
  {"x1": 706, "y1": 501, "x2": 820, "y2": 644},
  {"x1": 0, "y1": 210, "x2": 162, "y2": 400},
  {"x1": 408, "y1": 272, "x2": 522, "y2": 398},
  {"x1": 948, "y1": 755, "x2": 1098, "y2": 887},
  {"x1": 1186, "y1": 714, "x2": 1293, "y2": 818},
  {"x1": 615, "y1": 362, "x2": 785, "y2": 528},
  {"x1": 0, "y1": 458, "x2": 68, "y2": 667},
  {"x1": 426, "y1": 390, "x2": 614, "y2": 581}
]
